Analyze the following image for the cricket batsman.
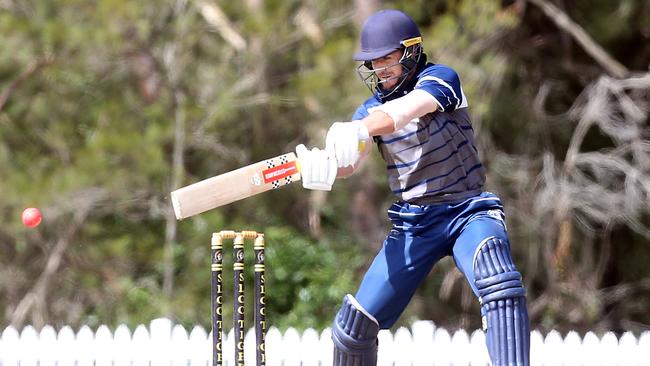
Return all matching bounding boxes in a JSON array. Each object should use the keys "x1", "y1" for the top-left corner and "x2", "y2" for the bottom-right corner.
[{"x1": 296, "y1": 9, "x2": 531, "y2": 366}]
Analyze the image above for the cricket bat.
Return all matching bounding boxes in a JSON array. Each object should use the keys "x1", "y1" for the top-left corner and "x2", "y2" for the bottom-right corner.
[{"x1": 171, "y1": 152, "x2": 302, "y2": 220}]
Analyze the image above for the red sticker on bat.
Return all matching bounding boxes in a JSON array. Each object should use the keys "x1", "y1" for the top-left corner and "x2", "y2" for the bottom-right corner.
[{"x1": 262, "y1": 161, "x2": 298, "y2": 184}]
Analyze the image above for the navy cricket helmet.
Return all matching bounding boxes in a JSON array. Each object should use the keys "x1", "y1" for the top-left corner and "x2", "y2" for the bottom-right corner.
[{"x1": 354, "y1": 10, "x2": 424, "y2": 100}]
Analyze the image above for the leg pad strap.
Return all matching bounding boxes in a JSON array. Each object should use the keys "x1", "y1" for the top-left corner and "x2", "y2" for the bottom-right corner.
[{"x1": 332, "y1": 294, "x2": 379, "y2": 366}]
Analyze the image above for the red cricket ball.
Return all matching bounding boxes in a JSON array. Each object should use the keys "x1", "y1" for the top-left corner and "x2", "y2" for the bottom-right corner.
[{"x1": 22, "y1": 207, "x2": 42, "y2": 228}]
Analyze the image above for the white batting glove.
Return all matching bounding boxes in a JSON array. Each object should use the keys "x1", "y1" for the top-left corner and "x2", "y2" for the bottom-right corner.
[
  {"x1": 295, "y1": 144, "x2": 337, "y2": 191},
  {"x1": 325, "y1": 121, "x2": 370, "y2": 168}
]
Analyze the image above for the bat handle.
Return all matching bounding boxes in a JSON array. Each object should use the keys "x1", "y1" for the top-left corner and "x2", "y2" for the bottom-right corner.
[{"x1": 358, "y1": 140, "x2": 367, "y2": 152}]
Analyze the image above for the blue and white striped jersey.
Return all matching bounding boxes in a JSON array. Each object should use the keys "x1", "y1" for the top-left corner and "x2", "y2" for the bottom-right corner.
[{"x1": 352, "y1": 63, "x2": 485, "y2": 203}]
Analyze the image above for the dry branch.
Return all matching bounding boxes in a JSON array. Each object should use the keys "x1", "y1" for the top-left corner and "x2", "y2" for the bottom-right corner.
[
  {"x1": 535, "y1": 72, "x2": 650, "y2": 272},
  {"x1": 195, "y1": 1, "x2": 247, "y2": 51},
  {"x1": 0, "y1": 56, "x2": 54, "y2": 112},
  {"x1": 528, "y1": 0, "x2": 630, "y2": 78}
]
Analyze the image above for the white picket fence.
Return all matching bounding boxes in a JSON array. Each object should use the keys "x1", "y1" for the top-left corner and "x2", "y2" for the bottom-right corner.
[{"x1": 1, "y1": 318, "x2": 649, "y2": 366}]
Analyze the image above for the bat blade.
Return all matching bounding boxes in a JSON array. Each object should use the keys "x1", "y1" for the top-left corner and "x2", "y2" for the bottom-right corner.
[{"x1": 171, "y1": 152, "x2": 301, "y2": 220}]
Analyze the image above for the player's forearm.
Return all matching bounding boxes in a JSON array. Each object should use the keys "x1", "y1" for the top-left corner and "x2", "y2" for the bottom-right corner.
[
  {"x1": 337, "y1": 166, "x2": 355, "y2": 178},
  {"x1": 362, "y1": 110, "x2": 396, "y2": 136},
  {"x1": 363, "y1": 89, "x2": 439, "y2": 136}
]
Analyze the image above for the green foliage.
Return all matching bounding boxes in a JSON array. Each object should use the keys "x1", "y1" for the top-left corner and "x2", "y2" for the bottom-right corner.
[{"x1": 263, "y1": 226, "x2": 362, "y2": 330}]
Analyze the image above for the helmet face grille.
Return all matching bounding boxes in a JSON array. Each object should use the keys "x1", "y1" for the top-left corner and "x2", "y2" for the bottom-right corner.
[{"x1": 356, "y1": 42, "x2": 423, "y2": 101}]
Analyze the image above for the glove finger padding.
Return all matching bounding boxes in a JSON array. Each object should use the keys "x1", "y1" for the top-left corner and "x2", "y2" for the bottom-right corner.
[
  {"x1": 311, "y1": 147, "x2": 322, "y2": 185},
  {"x1": 345, "y1": 133, "x2": 359, "y2": 167},
  {"x1": 296, "y1": 144, "x2": 312, "y2": 187},
  {"x1": 335, "y1": 138, "x2": 346, "y2": 167},
  {"x1": 296, "y1": 144, "x2": 334, "y2": 191},
  {"x1": 326, "y1": 121, "x2": 367, "y2": 168},
  {"x1": 327, "y1": 149, "x2": 337, "y2": 186},
  {"x1": 325, "y1": 123, "x2": 339, "y2": 159},
  {"x1": 317, "y1": 149, "x2": 330, "y2": 184}
]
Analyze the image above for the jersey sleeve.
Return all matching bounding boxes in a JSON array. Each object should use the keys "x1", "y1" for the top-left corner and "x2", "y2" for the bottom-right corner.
[
  {"x1": 352, "y1": 103, "x2": 370, "y2": 120},
  {"x1": 351, "y1": 95, "x2": 382, "y2": 120},
  {"x1": 415, "y1": 65, "x2": 464, "y2": 113}
]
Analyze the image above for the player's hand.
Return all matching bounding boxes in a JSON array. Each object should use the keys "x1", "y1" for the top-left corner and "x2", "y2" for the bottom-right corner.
[
  {"x1": 325, "y1": 121, "x2": 369, "y2": 168},
  {"x1": 295, "y1": 144, "x2": 337, "y2": 191}
]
